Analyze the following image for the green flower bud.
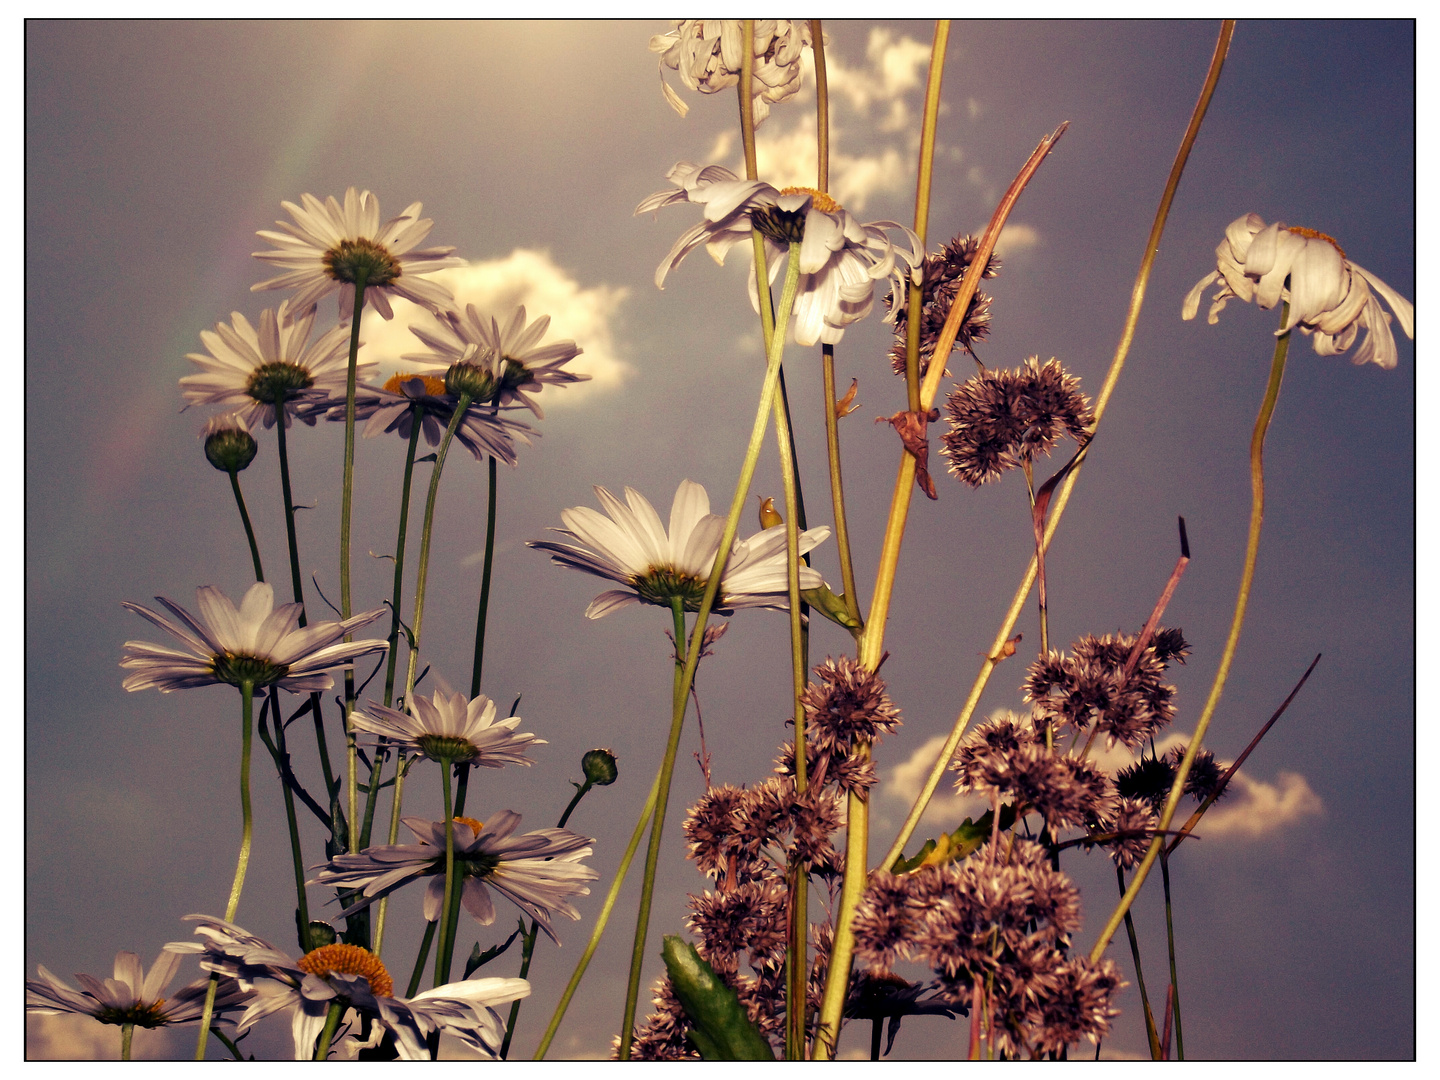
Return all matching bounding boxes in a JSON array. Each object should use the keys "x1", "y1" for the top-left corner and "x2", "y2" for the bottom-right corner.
[
  {"x1": 582, "y1": 748, "x2": 618, "y2": 787},
  {"x1": 204, "y1": 425, "x2": 258, "y2": 473},
  {"x1": 445, "y1": 359, "x2": 498, "y2": 402},
  {"x1": 306, "y1": 921, "x2": 338, "y2": 948}
]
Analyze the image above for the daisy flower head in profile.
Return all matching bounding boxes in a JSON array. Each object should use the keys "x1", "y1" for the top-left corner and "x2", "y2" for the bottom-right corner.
[
  {"x1": 637, "y1": 163, "x2": 922, "y2": 347},
  {"x1": 26, "y1": 949, "x2": 248, "y2": 1058},
  {"x1": 169, "y1": 916, "x2": 528, "y2": 1060},
  {"x1": 312, "y1": 811, "x2": 597, "y2": 944},
  {"x1": 252, "y1": 187, "x2": 465, "y2": 323},
  {"x1": 350, "y1": 685, "x2": 543, "y2": 768},
  {"x1": 120, "y1": 581, "x2": 388, "y2": 695},
  {"x1": 404, "y1": 304, "x2": 588, "y2": 419},
  {"x1": 649, "y1": 19, "x2": 811, "y2": 124},
  {"x1": 528, "y1": 478, "x2": 831, "y2": 619},
  {"x1": 1182, "y1": 213, "x2": 1414, "y2": 369},
  {"x1": 180, "y1": 300, "x2": 365, "y2": 431}
]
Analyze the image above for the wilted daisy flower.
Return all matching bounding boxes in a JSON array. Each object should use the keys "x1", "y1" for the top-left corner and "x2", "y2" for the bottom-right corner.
[
  {"x1": 637, "y1": 162, "x2": 922, "y2": 347},
  {"x1": 169, "y1": 915, "x2": 527, "y2": 1060},
  {"x1": 252, "y1": 187, "x2": 464, "y2": 323},
  {"x1": 121, "y1": 581, "x2": 388, "y2": 694},
  {"x1": 26, "y1": 950, "x2": 248, "y2": 1043},
  {"x1": 180, "y1": 301, "x2": 362, "y2": 431},
  {"x1": 529, "y1": 479, "x2": 831, "y2": 619},
  {"x1": 1182, "y1": 213, "x2": 1414, "y2": 369},
  {"x1": 350, "y1": 686, "x2": 543, "y2": 768},
  {"x1": 649, "y1": 20, "x2": 811, "y2": 124},
  {"x1": 404, "y1": 304, "x2": 587, "y2": 419},
  {"x1": 941, "y1": 357, "x2": 1093, "y2": 487},
  {"x1": 313, "y1": 810, "x2": 596, "y2": 944}
]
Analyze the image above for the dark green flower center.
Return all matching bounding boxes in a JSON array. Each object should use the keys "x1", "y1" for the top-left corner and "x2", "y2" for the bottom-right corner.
[
  {"x1": 95, "y1": 1000, "x2": 169, "y2": 1029},
  {"x1": 417, "y1": 735, "x2": 480, "y2": 763},
  {"x1": 450, "y1": 849, "x2": 503, "y2": 879},
  {"x1": 498, "y1": 357, "x2": 535, "y2": 395},
  {"x1": 445, "y1": 361, "x2": 499, "y2": 403},
  {"x1": 322, "y1": 237, "x2": 402, "y2": 286},
  {"x1": 204, "y1": 428, "x2": 259, "y2": 473},
  {"x1": 630, "y1": 567, "x2": 709, "y2": 611},
  {"x1": 246, "y1": 361, "x2": 314, "y2": 405},
  {"x1": 751, "y1": 202, "x2": 808, "y2": 245},
  {"x1": 211, "y1": 652, "x2": 290, "y2": 688}
]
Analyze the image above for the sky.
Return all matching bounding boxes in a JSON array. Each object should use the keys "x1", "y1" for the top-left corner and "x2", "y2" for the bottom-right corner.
[{"x1": 23, "y1": 19, "x2": 1415, "y2": 1063}]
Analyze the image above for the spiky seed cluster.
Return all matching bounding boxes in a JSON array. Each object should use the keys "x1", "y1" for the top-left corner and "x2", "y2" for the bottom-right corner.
[
  {"x1": 1167, "y1": 744, "x2": 1228, "y2": 804},
  {"x1": 951, "y1": 713, "x2": 1115, "y2": 834},
  {"x1": 1022, "y1": 629, "x2": 1188, "y2": 749},
  {"x1": 1026, "y1": 956, "x2": 1124, "y2": 1057},
  {"x1": 1114, "y1": 754, "x2": 1177, "y2": 811},
  {"x1": 624, "y1": 977, "x2": 699, "y2": 1061},
  {"x1": 940, "y1": 357, "x2": 1094, "y2": 487},
  {"x1": 785, "y1": 656, "x2": 902, "y2": 795},
  {"x1": 886, "y1": 234, "x2": 1001, "y2": 379},
  {"x1": 1101, "y1": 798, "x2": 1159, "y2": 870}
]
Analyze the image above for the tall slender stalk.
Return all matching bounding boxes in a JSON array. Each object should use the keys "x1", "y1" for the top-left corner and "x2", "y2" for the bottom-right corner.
[
  {"x1": 373, "y1": 753, "x2": 415, "y2": 957},
  {"x1": 382, "y1": 407, "x2": 425, "y2": 709},
  {"x1": 226, "y1": 469, "x2": 265, "y2": 583},
  {"x1": 880, "y1": 20, "x2": 1234, "y2": 874},
  {"x1": 1160, "y1": 851, "x2": 1185, "y2": 1058},
  {"x1": 341, "y1": 273, "x2": 369, "y2": 854},
  {"x1": 265, "y1": 688, "x2": 311, "y2": 949},
  {"x1": 433, "y1": 755, "x2": 458, "y2": 987},
  {"x1": 1119, "y1": 865, "x2": 1163, "y2": 1059},
  {"x1": 1091, "y1": 299, "x2": 1289, "y2": 961},
  {"x1": 471, "y1": 454, "x2": 500, "y2": 696}
]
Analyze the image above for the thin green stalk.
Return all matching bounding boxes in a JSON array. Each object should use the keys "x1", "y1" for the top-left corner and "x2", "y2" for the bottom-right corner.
[
  {"x1": 501, "y1": 776, "x2": 597, "y2": 1058},
  {"x1": 1160, "y1": 851, "x2": 1184, "y2": 1058},
  {"x1": 470, "y1": 455, "x2": 500, "y2": 696},
  {"x1": 406, "y1": 919, "x2": 438, "y2": 998},
  {"x1": 439, "y1": 763, "x2": 473, "y2": 979},
  {"x1": 273, "y1": 402, "x2": 308, "y2": 621},
  {"x1": 881, "y1": 20, "x2": 1234, "y2": 874},
  {"x1": 1024, "y1": 462, "x2": 1050, "y2": 657},
  {"x1": 616, "y1": 599, "x2": 691, "y2": 1058},
  {"x1": 314, "y1": 1000, "x2": 345, "y2": 1060},
  {"x1": 194, "y1": 680, "x2": 257, "y2": 1059},
  {"x1": 904, "y1": 20, "x2": 949, "y2": 413},
  {"x1": 433, "y1": 756, "x2": 458, "y2": 988},
  {"x1": 1090, "y1": 297, "x2": 1288, "y2": 963},
  {"x1": 382, "y1": 407, "x2": 425, "y2": 708},
  {"x1": 403, "y1": 395, "x2": 474, "y2": 705},
  {"x1": 340, "y1": 270, "x2": 369, "y2": 855},
  {"x1": 811, "y1": 19, "x2": 829, "y2": 192},
  {"x1": 821, "y1": 349, "x2": 862, "y2": 625},
  {"x1": 373, "y1": 753, "x2": 415, "y2": 957},
  {"x1": 227, "y1": 469, "x2": 265, "y2": 583},
  {"x1": 121, "y1": 1022, "x2": 134, "y2": 1061},
  {"x1": 1119, "y1": 866, "x2": 1162, "y2": 1059},
  {"x1": 268, "y1": 687, "x2": 312, "y2": 950}
]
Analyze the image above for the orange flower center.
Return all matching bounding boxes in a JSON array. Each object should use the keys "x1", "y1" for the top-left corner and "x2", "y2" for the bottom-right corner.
[
  {"x1": 780, "y1": 186, "x2": 841, "y2": 214},
  {"x1": 297, "y1": 943, "x2": 394, "y2": 999},
  {"x1": 453, "y1": 815, "x2": 485, "y2": 836},
  {"x1": 383, "y1": 372, "x2": 448, "y2": 397},
  {"x1": 1286, "y1": 226, "x2": 1346, "y2": 259}
]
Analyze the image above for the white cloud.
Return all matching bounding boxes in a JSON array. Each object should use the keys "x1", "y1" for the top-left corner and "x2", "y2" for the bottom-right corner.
[
  {"x1": 1197, "y1": 771, "x2": 1323, "y2": 839},
  {"x1": 356, "y1": 250, "x2": 631, "y2": 408},
  {"x1": 825, "y1": 28, "x2": 931, "y2": 131},
  {"x1": 995, "y1": 222, "x2": 1041, "y2": 257},
  {"x1": 710, "y1": 120, "x2": 909, "y2": 216},
  {"x1": 878, "y1": 731, "x2": 989, "y2": 832},
  {"x1": 26, "y1": 1012, "x2": 182, "y2": 1060}
]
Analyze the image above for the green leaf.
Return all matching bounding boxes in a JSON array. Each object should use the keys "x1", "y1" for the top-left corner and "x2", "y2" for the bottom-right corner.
[
  {"x1": 890, "y1": 804, "x2": 1018, "y2": 873},
  {"x1": 801, "y1": 585, "x2": 864, "y2": 637},
  {"x1": 661, "y1": 936, "x2": 775, "y2": 1060},
  {"x1": 464, "y1": 927, "x2": 521, "y2": 978}
]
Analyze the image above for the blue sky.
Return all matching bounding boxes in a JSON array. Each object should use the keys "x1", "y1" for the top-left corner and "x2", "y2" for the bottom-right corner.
[{"x1": 24, "y1": 20, "x2": 1414, "y2": 1060}]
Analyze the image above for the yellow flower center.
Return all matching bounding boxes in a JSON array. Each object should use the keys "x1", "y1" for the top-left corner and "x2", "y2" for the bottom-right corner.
[
  {"x1": 383, "y1": 372, "x2": 448, "y2": 397},
  {"x1": 297, "y1": 943, "x2": 394, "y2": 999},
  {"x1": 1286, "y1": 225, "x2": 1346, "y2": 259},
  {"x1": 453, "y1": 815, "x2": 485, "y2": 835},
  {"x1": 779, "y1": 186, "x2": 841, "y2": 214}
]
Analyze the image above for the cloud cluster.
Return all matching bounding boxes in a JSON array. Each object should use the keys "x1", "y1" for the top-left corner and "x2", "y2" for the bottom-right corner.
[
  {"x1": 357, "y1": 250, "x2": 632, "y2": 407},
  {"x1": 26, "y1": 1012, "x2": 181, "y2": 1060}
]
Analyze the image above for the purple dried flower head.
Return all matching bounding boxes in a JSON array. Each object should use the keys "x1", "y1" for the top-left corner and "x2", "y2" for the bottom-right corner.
[
  {"x1": 787, "y1": 786, "x2": 845, "y2": 873},
  {"x1": 1166, "y1": 743, "x2": 1228, "y2": 803},
  {"x1": 686, "y1": 877, "x2": 790, "y2": 976},
  {"x1": 886, "y1": 233, "x2": 1001, "y2": 379},
  {"x1": 735, "y1": 776, "x2": 792, "y2": 861},
  {"x1": 1025, "y1": 956, "x2": 1124, "y2": 1057},
  {"x1": 852, "y1": 870, "x2": 929, "y2": 970},
  {"x1": 940, "y1": 357, "x2": 1093, "y2": 487},
  {"x1": 1114, "y1": 754, "x2": 1177, "y2": 812},
  {"x1": 775, "y1": 737, "x2": 878, "y2": 798},
  {"x1": 623, "y1": 976, "x2": 698, "y2": 1060},
  {"x1": 802, "y1": 655, "x2": 902, "y2": 758},
  {"x1": 682, "y1": 783, "x2": 749, "y2": 881},
  {"x1": 1102, "y1": 797, "x2": 1158, "y2": 870}
]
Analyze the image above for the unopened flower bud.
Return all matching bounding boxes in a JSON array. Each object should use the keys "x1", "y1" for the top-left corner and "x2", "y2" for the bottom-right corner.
[
  {"x1": 306, "y1": 921, "x2": 338, "y2": 948},
  {"x1": 203, "y1": 417, "x2": 258, "y2": 473},
  {"x1": 445, "y1": 351, "x2": 499, "y2": 402},
  {"x1": 582, "y1": 748, "x2": 618, "y2": 787}
]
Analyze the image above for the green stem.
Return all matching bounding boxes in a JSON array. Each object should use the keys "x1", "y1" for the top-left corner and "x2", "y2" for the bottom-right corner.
[
  {"x1": 121, "y1": 1022, "x2": 134, "y2": 1061},
  {"x1": 1024, "y1": 462, "x2": 1050, "y2": 658},
  {"x1": 471, "y1": 455, "x2": 499, "y2": 697},
  {"x1": 1118, "y1": 865, "x2": 1162, "y2": 1059},
  {"x1": 433, "y1": 756, "x2": 457, "y2": 988},
  {"x1": 1161, "y1": 850, "x2": 1185, "y2": 1059},
  {"x1": 501, "y1": 778, "x2": 595, "y2": 1058},
  {"x1": 904, "y1": 19, "x2": 948, "y2": 413},
  {"x1": 314, "y1": 1000, "x2": 345, "y2": 1060},
  {"x1": 406, "y1": 918, "x2": 438, "y2": 998},
  {"x1": 268, "y1": 687, "x2": 312, "y2": 950},
  {"x1": 1091, "y1": 297, "x2": 1288, "y2": 963},
  {"x1": 194, "y1": 680, "x2": 256, "y2": 1059},
  {"x1": 821, "y1": 348, "x2": 862, "y2": 626},
  {"x1": 340, "y1": 271, "x2": 369, "y2": 855},
  {"x1": 373, "y1": 754, "x2": 414, "y2": 957},
  {"x1": 811, "y1": 19, "x2": 829, "y2": 193},
  {"x1": 439, "y1": 763, "x2": 472, "y2": 980},
  {"x1": 616, "y1": 599, "x2": 691, "y2": 1058},
  {"x1": 227, "y1": 469, "x2": 265, "y2": 583},
  {"x1": 382, "y1": 406, "x2": 425, "y2": 708},
  {"x1": 880, "y1": 20, "x2": 1234, "y2": 877},
  {"x1": 273, "y1": 402, "x2": 307, "y2": 622},
  {"x1": 403, "y1": 395, "x2": 473, "y2": 706}
]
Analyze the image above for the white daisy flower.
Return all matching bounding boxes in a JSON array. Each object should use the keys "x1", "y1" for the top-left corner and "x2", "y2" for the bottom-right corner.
[
  {"x1": 529, "y1": 479, "x2": 831, "y2": 619},
  {"x1": 1182, "y1": 213, "x2": 1414, "y2": 369},
  {"x1": 303, "y1": 372, "x2": 535, "y2": 465},
  {"x1": 169, "y1": 916, "x2": 528, "y2": 1060},
  {"x1": 350, "y1": 686, "x2": 543, "y2": 768},
  {"x1": 404, "y1": 304, "x2": 588, "y2": 419},
  {"x1": 26, "y1": 949, "x2": 248, "y2": 1035},
  {"x1": 180, "y1": 300, "x2": 365, "y2": 431},
  {"x1": 637, "y1": 162, "x2": 922, "y2": 347},
  {"x1": 121, "y1": 581, "x2": 388, "y2": 694},
  {"x1": 312, "y1": 811, "x2": 597, "y2": 945},
  {"x1": 649, "y1": 19, "x2": 811, "y2": 124},
  {"x1": 252, "y1": 187, "x2": 465, "y2": 323}
]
